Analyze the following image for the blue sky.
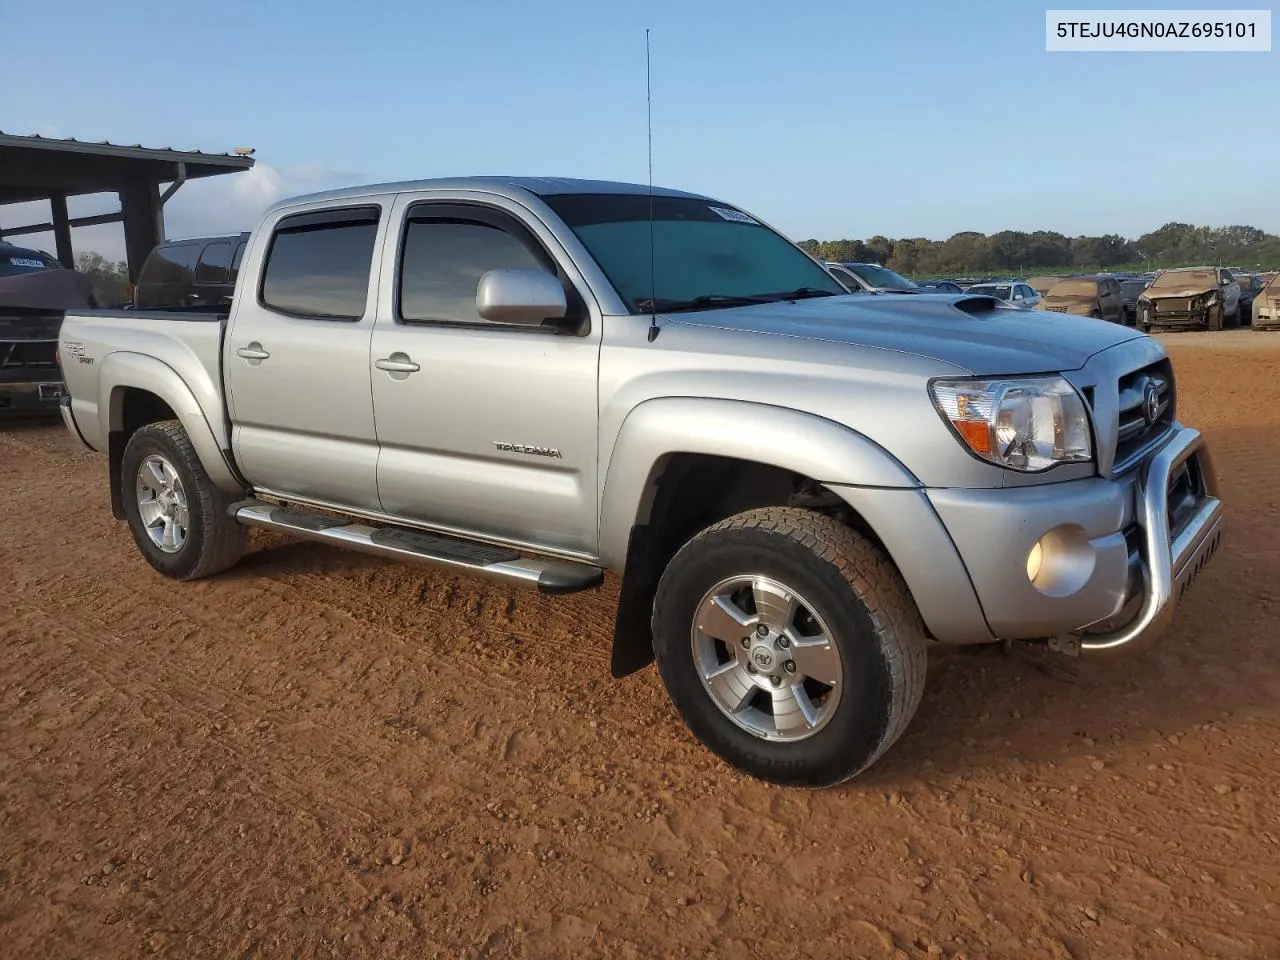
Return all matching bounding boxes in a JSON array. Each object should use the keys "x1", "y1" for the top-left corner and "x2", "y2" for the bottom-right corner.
[{"x1": 2, "y1": 0, "x2": 1276, "y2": 259}]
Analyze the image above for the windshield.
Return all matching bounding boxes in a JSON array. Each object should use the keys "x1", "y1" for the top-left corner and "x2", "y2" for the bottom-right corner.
[
  {"x1": 843, "y1": 263, "x2": 918, "y2": 289},
  {"x1": 1120, "y1": 280, "x2": 1148, "y2": 297},
  {"x1": 0, "y1": 247, "x2": 57, "y2": 278},
  {"x1": 969, "y1": 284, "x2": 1012, "y2": 299},
  {"x1": 540, "y1": 193, "x2": 845, "y2": 313},
  {"x1": 1151, "y1": 269, "x2": 1217, "y2": 290},
  {"x1": 1048, "y1": 280, "x2": 1099, "y2": 297}
]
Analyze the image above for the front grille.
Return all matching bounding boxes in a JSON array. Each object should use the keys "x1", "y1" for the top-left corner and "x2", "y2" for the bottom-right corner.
[
  {"x1": 1151, "y1": 298, "x2": 1194, "y2": 314},
  {"x1": 0, "y1": 339, "x2": 58, "y2": 371},
  {"x1": 1113, "y1": 359, "x2": 1175, "y2": 473}
]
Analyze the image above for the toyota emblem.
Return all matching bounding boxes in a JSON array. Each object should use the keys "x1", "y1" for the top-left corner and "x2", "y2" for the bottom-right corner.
[
  {"x1": 1142, "y1": 381, "x2": 1160, "y2": 425},
  {"x1": 752, "y1": 650, "x2": 774, "y2": 669}
]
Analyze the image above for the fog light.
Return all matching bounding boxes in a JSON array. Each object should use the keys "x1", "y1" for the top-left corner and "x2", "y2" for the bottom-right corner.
[{"x1": 1027, "y1": 540, "x2": 1044, "y2": 582}]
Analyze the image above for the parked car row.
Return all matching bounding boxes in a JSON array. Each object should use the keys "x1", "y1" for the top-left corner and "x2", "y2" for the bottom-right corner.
[{"x1": 818, "y1": 257, "x2": 1278, "y2": 334}]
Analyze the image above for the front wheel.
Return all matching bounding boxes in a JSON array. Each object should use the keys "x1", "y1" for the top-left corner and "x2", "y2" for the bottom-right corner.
[
  {"x1": 121, "y1": 420, "x2": 248, "y2": 580},
  {"x1": 651, "y1": 507, "x2": 928, "y2": 787}
]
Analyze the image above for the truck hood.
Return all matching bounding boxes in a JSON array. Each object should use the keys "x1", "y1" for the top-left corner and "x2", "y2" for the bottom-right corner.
[
  {"x1": 666, "y1": 293, "x2": 1144, "y2": 376},
  {"x1": 1143, "y1": 286, "x2": 1215, "y2": 299}
]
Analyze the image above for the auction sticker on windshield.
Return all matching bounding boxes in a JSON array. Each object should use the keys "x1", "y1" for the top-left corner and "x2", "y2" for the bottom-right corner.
[
  {"x1": 709, "y1": 206, "x2": 760, "y2": 225},
  {"x1": 1046, "y1": 9, "x2": 1271, "y2": 50}
]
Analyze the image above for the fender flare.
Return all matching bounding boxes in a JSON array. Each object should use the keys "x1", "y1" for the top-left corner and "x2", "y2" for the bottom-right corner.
[
  {"x1": 100, "y1": 351, "x2": 242, "y2": 493},
  {"x1": 598, "y1": 397, "x2": 920, "y2": 569}
]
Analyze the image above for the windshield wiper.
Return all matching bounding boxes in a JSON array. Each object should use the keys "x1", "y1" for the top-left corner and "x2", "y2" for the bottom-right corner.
[
  {"x1": 771, "y1": 287, "x2": 840, "y2": 301},
  {"x1": 639, "y1": 294, "x2": 775, "y2": 313}
]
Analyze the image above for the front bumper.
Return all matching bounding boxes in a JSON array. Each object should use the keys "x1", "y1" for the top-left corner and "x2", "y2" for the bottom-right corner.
[
  {"x1": 927, "y1": 425, "x2": 1222, "y2": 656},
  {"x1": 0, "y1": 379, "x2": 65, "y2": 416},
  {"x1": 1144, "y1": 310, "x2": 1210, "y2": 329}
]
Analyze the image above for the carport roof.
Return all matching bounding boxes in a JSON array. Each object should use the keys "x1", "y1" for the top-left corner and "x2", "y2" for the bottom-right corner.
[{"x1": 0, "y1": 131, "x2": 254, "y2": 204}]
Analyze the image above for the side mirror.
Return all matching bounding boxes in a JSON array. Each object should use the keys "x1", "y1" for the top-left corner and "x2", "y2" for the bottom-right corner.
[{"x1": 476, "y1": 268, "x2": 568, "y2": 326}]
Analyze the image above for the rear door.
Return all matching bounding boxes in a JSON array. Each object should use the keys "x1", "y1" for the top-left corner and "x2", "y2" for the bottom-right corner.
[
  {"x1": 224, "y1": 202, "x2": 390, "y2": 510},
  {"x1": 367, "y1": 194, "x2": 601, "y2": 556},
  {"x1": 1100, "y1": 280, "x2": 1122, "y2": 322},
  {"x1": 1219, "y1": 270, "x2": 1241, "y2": 315}
]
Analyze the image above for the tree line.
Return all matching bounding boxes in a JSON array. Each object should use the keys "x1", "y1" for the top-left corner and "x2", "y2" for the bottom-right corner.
[
  {"x1": 796, "y1": 222, "x2": 1280, "y2": 277},
  {"x1": 73, "y1": 252, "x2": 132, "y2": 305}
]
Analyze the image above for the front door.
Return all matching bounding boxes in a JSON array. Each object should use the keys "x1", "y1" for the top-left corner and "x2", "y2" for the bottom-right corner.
[
  {"x1": 224, "y1": 203, "x2": 388, "y2": 510},
  {"x1": 368, "y1": 198, "x2": 601, "y2": 557}
]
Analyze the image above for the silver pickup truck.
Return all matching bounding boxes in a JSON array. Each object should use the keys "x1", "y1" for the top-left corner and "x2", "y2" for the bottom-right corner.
[{"x1": 56, "y1": 177, "x2": 1224, "y2": 786}]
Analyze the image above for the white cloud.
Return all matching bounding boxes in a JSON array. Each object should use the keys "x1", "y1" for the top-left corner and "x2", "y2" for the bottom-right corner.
[
  {"x1": 1, "y1": 162, "x2": 361, "y2": 263},
  {"x1": 163, "y1": 162, "x2": 362, "y2": 240}
]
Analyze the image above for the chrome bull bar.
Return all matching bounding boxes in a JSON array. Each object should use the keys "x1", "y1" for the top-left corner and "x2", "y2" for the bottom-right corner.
[{"x1": 1078, "y1": 426, "x2": 1223, "y2": 656}]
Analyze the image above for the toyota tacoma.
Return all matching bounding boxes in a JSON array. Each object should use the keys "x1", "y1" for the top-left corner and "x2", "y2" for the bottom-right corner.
[{"x1": 55, "y1": 177, "x2": 1224, "y2": 786}]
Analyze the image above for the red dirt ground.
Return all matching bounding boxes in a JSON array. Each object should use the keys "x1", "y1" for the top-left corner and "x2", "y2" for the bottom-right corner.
[{"x1": 2, "y1": 332, "x2": 1278, "y2": 959}]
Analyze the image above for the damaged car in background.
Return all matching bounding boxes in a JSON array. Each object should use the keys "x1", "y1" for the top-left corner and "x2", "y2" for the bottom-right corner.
[
  {"x1": 1255, "y1": 273, "x2": 1280, "y2": 331},
  {"x1": 1037, "y1": 276, "x2": 1127, "y2": 324},
  {"x1": 1137, "y1": 266, "x2": 1242, "y2": 332},
  {"x1": 0, "y1": 242, "x2": 96, "y2": 416}
]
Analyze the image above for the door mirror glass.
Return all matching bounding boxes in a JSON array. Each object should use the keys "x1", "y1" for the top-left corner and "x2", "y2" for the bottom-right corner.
[{"x1": 476, "y1": 268, "x2": 568, "y2": 326}]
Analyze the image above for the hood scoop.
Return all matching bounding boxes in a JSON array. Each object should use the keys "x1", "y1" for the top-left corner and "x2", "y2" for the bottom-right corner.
[{"x1": 951, "y1": 295, "x2": 1004, "y2": 317}]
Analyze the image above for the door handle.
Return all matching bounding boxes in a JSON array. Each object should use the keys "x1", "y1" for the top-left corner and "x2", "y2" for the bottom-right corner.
[
  {"x1": 374, "y1": 355, "x2": 421, "y2": 374},
  {"x1": 236, "y1": 342, "x2": 270, "y2": 361}
]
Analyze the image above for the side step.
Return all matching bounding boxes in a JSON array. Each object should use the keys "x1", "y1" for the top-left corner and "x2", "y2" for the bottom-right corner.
[{"x1": 231, "y1": 500, "x2": 604, "y2": 595}]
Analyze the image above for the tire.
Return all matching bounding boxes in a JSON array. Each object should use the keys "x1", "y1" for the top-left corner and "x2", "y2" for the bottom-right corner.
[
  {"x1": 120, "y1": 419, "x2": 248, "y2": 580},
  {"x1": 1225, "y1": 306, "x2": 1240, "y2": 329},
  {"x1": 1208, "y1": 304, "x2": 1223, "y2": 331},
  {"x1": 651, "y1": 507, "x2": 928, "y2": 787}
]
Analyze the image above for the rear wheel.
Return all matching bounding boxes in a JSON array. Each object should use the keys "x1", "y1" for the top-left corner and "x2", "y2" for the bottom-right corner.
[
  {"x1": 651, "y1": 507, "x2": 928, "y2": 787},
  {"x1": 121, "y1": 420, "x2": 247, "y2": 580}
]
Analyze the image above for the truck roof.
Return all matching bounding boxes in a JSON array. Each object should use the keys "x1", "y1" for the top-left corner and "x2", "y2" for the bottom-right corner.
[{"x1": 268, "y1": 176, "x2": 713, "y2": 213}]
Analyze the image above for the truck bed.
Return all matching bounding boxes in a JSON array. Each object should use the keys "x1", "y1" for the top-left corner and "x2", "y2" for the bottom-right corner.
[{"x1": 57, "y1": 308, "x2": 231, "y2": 452}]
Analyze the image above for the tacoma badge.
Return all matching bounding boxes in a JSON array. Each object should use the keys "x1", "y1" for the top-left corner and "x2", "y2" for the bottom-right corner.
[{"x1": 493, "y1": 441, "x2": 563, "y2": 459}]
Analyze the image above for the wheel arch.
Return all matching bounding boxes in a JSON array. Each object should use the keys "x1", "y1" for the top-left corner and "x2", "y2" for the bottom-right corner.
[
  {"x1": 100, "y1": 353, "x2": 243, "y2": 520},
  {"x1": 599, "y1": 398, "x2": 923, "y2": 677}
]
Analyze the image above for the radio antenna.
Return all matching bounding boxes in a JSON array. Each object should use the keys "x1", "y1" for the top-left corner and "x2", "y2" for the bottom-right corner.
[{"x1": 645, "y1": 27, "x2": 660, "y2": 342}]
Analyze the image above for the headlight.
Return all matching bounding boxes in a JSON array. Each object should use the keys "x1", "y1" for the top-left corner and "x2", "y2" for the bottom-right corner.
[
  {"x1": 1137, "y1": 296, "x2": 1151, "y2": 306},
  {"x1": 929, "y1": 376, "x2": 1093, "y2": 472}
]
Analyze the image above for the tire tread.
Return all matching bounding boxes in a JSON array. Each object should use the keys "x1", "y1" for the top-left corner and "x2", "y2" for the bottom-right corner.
[
  {"x1": 123, "y1": 420, "x2": 247, "y2": 579},
  {"x1": 653, "y1": 506, "x2": 928, "y2": 784}
]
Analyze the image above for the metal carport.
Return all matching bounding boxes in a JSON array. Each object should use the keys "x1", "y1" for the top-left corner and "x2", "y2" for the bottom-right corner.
[{"x1": 0, "y1": 131, "x2": 254, "y2": 281}]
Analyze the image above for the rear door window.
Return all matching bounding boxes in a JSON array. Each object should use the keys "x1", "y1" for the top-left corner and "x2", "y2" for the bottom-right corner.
[{"x1": 260, "y1": 207, "x2": 381, "y2": 320}]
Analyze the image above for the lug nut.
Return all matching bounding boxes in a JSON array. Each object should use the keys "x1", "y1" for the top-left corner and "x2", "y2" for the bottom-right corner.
[
  {"x1": 769, "y1": 675, "x2": 782, "y2": 687},
  {"x1": 778, "y1": 636, "x2": 791, "y2": 649},
  {"x1": 756, "y1": 624, "x2": 769, "y2": 638},
  {"x1": 746, "y1": 663, "x2": 757, "y2": 674},
  {"x1": 784, "y1": 660, "x2": 796, "y2": 674},
  {"x1": 741, "y1": 637, "x2": 750, "y2": 649}
]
